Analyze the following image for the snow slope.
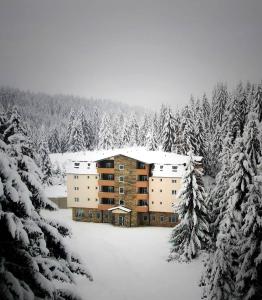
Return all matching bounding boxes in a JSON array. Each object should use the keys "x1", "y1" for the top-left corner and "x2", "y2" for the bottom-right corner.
[{"x1": 42, "y1": 209, "x2": 203, "y2": 300}]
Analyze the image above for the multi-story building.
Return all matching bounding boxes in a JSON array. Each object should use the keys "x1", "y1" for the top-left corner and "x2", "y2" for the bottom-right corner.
[{"x1": 67, "y1": 149, "x2": 201, "y2": 227}]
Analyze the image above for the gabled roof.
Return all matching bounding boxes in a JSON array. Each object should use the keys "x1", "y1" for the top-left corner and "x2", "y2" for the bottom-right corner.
[{"x1": 108, "y1": 206, "x2": 131, "y2": 213}]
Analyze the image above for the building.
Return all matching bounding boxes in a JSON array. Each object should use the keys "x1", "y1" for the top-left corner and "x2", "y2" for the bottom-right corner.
[
  {"x1": 45, "y1": 184, "x2": 68, "y2": 209},
  {"x1": 66, "y1": 149, "x2": 202, "y2": 227}
]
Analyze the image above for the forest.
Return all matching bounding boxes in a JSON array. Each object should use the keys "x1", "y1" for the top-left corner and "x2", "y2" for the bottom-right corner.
[{"x1": 0, "y1": 81, "x2": 262, "y2": 299}]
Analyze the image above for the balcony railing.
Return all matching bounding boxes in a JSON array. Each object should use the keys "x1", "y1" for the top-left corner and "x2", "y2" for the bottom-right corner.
[
  {"x1": 137, "y1": 162, "x2": 146, "y2": 169},
  {"x1": 137, "y1": 188, "x2": 148, "y2": 194},
  {"x1": 100, "y1": 198, "x2": 115, "y2": 205},
  {"x1": 100, "y1": 174, "x2": 114, "y2": 180},
  {"x1": 97, "y1": 160, "x2": 114, "y2": 168},
  {"x1": 137, "y1": 175, "x2": 148, "y2": 181},
  {"x1": 100, "y1": 186, "x2": 115, "y2": 193}
]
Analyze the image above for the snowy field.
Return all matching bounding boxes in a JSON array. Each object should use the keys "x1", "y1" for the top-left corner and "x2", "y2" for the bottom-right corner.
[{"x1": 42, "y1": 209, "x2": 203, "y2": 300}]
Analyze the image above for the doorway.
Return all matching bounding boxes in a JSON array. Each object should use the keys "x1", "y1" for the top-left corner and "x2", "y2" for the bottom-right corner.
[{"x1": 119, "y1": 215, "x2": 125, "y2": 226}]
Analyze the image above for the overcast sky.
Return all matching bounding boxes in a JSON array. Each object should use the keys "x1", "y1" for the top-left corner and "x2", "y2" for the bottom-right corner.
[{"x1": 0, "y1": 0, "x2": 262, "y2": 109}]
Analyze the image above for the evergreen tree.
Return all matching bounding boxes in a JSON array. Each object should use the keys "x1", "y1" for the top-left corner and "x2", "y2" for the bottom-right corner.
[
  {"x1": 0, "y1": 113, "x2": 92, "y2": 299},
  {"x1": 79, "y1": 110, "x2": 91, "y2": 150},
  {"x1": 205, "y1": 138, "x2": 254, "y2": 299},
  {"x1": 253, "y1": 83, "x2": 262, "y2": 122},
  {"x1": 169, "y1": 152, "x2": 210, "y2": 261},
  {"x1": 146, "y1": 113, "x2": 158, "y2": 151},
  {"x1": 98, "y1": 114, "x2": 114, "y2": 150},
  {"x1": 68, "y1": 117, "x2": 86, "y2": 152},
  {"x1": 162, "y1": 108, "x2": 175, "y2": 152},
  {"x1": 48, "y1": 128, "x2": 61, "y2": 153},
  {"x1": 38, "y1": 133, "x2": 53, "y2": 186}
]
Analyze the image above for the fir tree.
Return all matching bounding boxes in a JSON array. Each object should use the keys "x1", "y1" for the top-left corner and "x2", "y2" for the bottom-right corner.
[
  {"x1": 48, "y1": 128, "x2": 61, "y2": 153},
  {"x1": 98, "y1": 114, "x2": 114, "y2": 150},
  {"x1": 68, "y1": 117, "x2": 86, "y2": 152},
  {"x1": 162, "y1": 108, "x2": 175, "y2": 152},
  {"x1": 0, "y1": 113, "x2": 92, "y2": 299},
  {"x1": 38, "y1": 134, "x2": 53, "y2": 186},
  {"x1": 169, "y1": 152, "x2": 210, "y2": 261}
]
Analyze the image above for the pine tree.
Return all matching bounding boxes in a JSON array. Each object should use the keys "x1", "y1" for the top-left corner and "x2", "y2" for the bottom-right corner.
[
  {"x1": 162, "y1": 108, "x2": 175, "y2": 152},
  {"x1": 68, "y1": 116, "x2": 86, "y2": 152},
  {"x1": 98, "y1": 114, "x2": 114, "y2": 150},
  {"x1": 79, "y1": 110, "x2": 91, "y2": 150},
  {"x1": 169, "y1": 152, "x2": 210, "y2": 261},
  {"x1": 211, "y1": 83, "x2": 228, "y2": 128},
  {"x1": 48, "y1": 128, "x2": 61, "y2": 153},
  {"x1": 253, "y1": 83, "x2": 262, "y2": 123},
  {"x1": 146, "y1": 113, "x2": 158, "y2": 151},
  {"x1": 0, "y1": 112, "x2": 92, "y2": 299},
  {"x1": 38, "y1": 133, "x2": 53, "y2": 186},
  {"x1": 205, "y1": 138, "x2": 254, "y2": 299}
]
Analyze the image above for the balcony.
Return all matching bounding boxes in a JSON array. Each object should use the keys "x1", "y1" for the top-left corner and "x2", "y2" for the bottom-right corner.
[
  {"x1": 135, "y1": 193, "x2": 149, "y2": 200},
  {"x1": 97, "y1": 167, "x2": 115, "y2": 174},
  {"x1": 100, "y1": 174, "x2": 114, "y2": 180},
  {"x1": 135, "y1": 200, "x2": 149, "y2": 212},
  {"x1": 98, "y1": 198, "x2": 115, "y2": 210},
  {"x1": 98, "y1": 180, "x2": 115, "y2": 186},
  {"x1": 98, "y1": 192, "x2": 116, "y2": 198},
  {"x1": 136, "y1": 181, "x2": 148, "y2": 188},
  {"x1": 136, "y1": 164, "x2": 149, "y2": 175}
]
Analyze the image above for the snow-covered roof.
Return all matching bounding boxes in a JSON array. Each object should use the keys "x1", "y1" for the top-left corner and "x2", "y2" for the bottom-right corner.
[
  {"x1": 51, "y1": 147, "x2": 202, "y2": 177},
  {"x1": 94, "y1": 147, "x2": 202, "y2": 165},
  {"x1": 44, "y1": 185, "x2": 67, "y2": 198},
  {"x1": 108, "y1": 206, "x2": 131, "y2": 213}
]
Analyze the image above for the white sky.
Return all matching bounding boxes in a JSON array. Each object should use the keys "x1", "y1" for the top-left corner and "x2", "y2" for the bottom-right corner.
[{"x1": 0, "y1": 0, "x2": 262, "y2": 109}]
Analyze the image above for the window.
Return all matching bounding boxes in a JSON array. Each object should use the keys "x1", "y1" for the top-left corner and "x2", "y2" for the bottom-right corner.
[
  {"x1": 74, "y1": 162, "x2": 80, "y2": 168},
  {"x1": 87, "y1": 186, "x2": 90, "y2": 189},
  {"x1": 151, "y1": 215, "x2": 156, "y2": 221},
  {"x1": 74, "y1": 197, "x2": 79, "y2": 202},
  {"x1": 151, "y1": 189, "x2": 154, "y2": 192},
  {"x1": 160, "y1": 178, "x2": 162, "y2": 182},
  {"x1": 88, "y1": 211, "x2": 93, "y2": 218},
  {"x1": 119, "y1": 200, "x2": 125, "y2": 206},
  {"x1": 96, "y1": 198, "x2": 98, "y2": 202},
  {"x1": 87, "y1": 176, "x2": 90, "y2": 179},
  {"x1": 143, "y1": 215, "x2": 148, "y2": 221},
  {"x1": 96, "y1": 212, "x2": 101, "y2": 219},
  {"x1": 74, "y1": 187, "x2": 79, "y2": 191},
  {"x1": 172, "y1": 179, "x2": 177, "y2": 183},
  {"x1": 119, "y1": 187, "x2": 124, "y2": 194},
  {"x1": 172, "y1": 190, "x2": 177, "y2": 195},
  {"x1": 95, "y1": 176, "x2": 98, "y2": 179},
  {"x1": 119, "y1": 176, "x2": 124, "y2": 182},
  {"x1": 160, "y1": 189, "x2": 162, "y2": 192},
  {"x1": 160, "y1": 165, "x2": 163, "y2": 171},
  {"x1": 88, "y1": 163, "x2": 90, "y2": 167},
  {"x1": 152, "y1": 201, "x2": 154, "y2": 204},
  {"x1": 88, "y1": 198, "x2": 90, "y2": 201},
  {"x1": 75, "y1": 208, "x2": 84, "y2": 217},
  {"x1": 160, "y1": 202, "x2": 162, "y2": 205},
  {"x1": 119, "y1": 164, "x2": 124, "y2": 170},
  {"x1": 170, "y1": 215, "x2": 178, "y2": 223},
  {"x1": 172, "y1": 166, "x2": 178, "y2": 172},
  {"x1": 151, "y1": 178, "x2": 154, "y2": 181},
  {"x1": 160, "y1": 215, "x2": 164, "y2": 222},
  {"x1": 74, "y1": 175, "x2": 78, "y2": 179}
]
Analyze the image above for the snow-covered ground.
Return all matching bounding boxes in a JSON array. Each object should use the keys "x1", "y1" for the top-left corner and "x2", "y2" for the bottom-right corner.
[{"x1": 42, "y1": 209, "x2": 203, "y2": 300}]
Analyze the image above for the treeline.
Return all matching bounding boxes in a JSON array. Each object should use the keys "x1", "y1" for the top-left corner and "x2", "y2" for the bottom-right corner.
[{"x1": 0, "y1": 82, "x2": 261, "y2": 178}]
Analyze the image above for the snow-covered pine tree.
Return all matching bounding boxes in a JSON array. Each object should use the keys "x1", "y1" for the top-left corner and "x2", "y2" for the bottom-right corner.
[
  {"x1": 79, "y1": 109, "x2": 92, "y2": 150},
  {"x1": 146, "y1": 113, "x2": 158, "y2": 151},
  {"x1": 168, "y1": 151, "x2": 210, "y2": 261},
  {"x1": 48, "y1": 128, "x2": 61, "y2": 153},
  {"x1": 172, "y1": 112, "x2": 183, "y2": 154},
  {"x1": 68, "y1": 116, "x2": 86, "y2": 152},
  {"x1": 211, "y1": 83, "x2": 228, "y2": 129},
  {"x1": 38, "y1": 133, "x2": 53, "y2": 186},
  {"x1": 98, "y1": 114, "x2": 114, "y2": 150},
  {"x1": 162, "y1": 108, "x2": 175, "y2": 152},
  {"x1": 0, "y1": 116, "x2": 92, "y2": 300},
  {"x1": 204, "y1": 138, "x2": 254, "y2": 299},
  {"x1": 129, "y1": 114, "x2": 139, "y2": 146},
  {"x1": 65, "y1": 109, "x2": 76, "y2": 150},
  {"x1": 180, "y1": 106, "x2": 198, "y2": 155},
  {"x1": 201, "y1": 93, "x2": 211, "y2": 131},
  {"x1": 252, "y1": 83, "x2": 262, "y2": 123}
]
